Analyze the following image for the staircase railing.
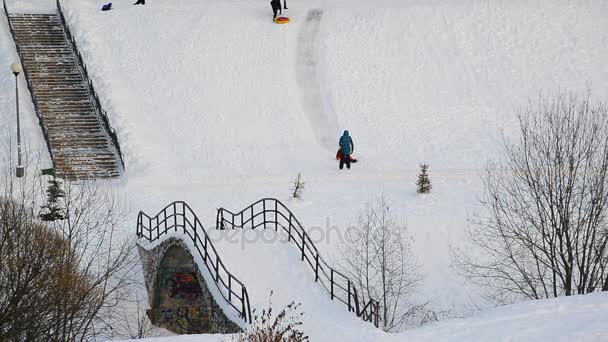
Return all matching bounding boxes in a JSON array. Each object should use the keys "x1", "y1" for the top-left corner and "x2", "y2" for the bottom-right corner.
[
  {"x1": 137, "y1": 201, "x2": 252, "y2": 324},
  {"x1": 217, "y1": 198, "x2": 380, "y2": 328},
  {"x1": 56, "y1": 0, "x2": 125, "y2": 170},
  {"x1": 3, "y1": 0, "x2": 55, "y2": 164}
]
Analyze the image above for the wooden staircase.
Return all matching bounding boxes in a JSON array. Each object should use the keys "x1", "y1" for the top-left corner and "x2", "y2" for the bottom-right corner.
[{"x1": 7, "y1": 13, "x2": 122, "y2": 179}]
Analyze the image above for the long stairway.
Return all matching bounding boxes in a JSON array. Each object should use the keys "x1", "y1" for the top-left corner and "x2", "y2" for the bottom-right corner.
[{"x1": 7, "y1": 13, "x2": 121, "y2": 179}]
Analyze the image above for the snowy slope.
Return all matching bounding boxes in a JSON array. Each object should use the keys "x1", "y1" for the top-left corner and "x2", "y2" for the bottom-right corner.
[
  {"x1": 58, "y1": 0, "x2": 608, "y2": 317},
  {"x1": 123, "y1": 292, "x2": 608, "y2": 341},
  {"x1": 1, "y1": 0, "x2": 608, "y2": 339}
]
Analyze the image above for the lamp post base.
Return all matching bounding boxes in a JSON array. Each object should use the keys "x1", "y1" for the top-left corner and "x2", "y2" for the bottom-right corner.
[{"x1": 16, "y1": 166, "x2": 24, "y2": 178}]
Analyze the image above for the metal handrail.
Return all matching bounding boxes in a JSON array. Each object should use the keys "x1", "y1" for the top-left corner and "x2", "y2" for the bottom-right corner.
[
  {"x1": 56, "y1": 0, "x2": 125, "y2": 170},
  {"x1": 217, "y1": 198, "x2": 380, "y2": 328},
  {"x1": 137, "y1": 201, "x2": 252, "y2": 324}
]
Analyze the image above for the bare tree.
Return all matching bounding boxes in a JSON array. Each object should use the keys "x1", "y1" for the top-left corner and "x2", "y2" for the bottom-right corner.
[
  {"x1": 291, "y1": 173, "x2": 305, "y2": 198},
  {"x1": 0, "y1": 141, "x2": 138, "y2": 341},
  {"x1": 341, "y1": 195, "x2": 424, "y2": 332},
  {"x1": 456, "y1": 92, "x2": 608, "y2": 304},
  {"x1": 109, "y1": 288, "x2": 158, "y2": 339}
]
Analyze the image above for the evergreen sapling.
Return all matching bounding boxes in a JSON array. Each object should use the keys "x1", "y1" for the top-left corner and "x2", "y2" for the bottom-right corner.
[{"x1": 416, "y1": 164, "x2": 432, "y2": 194}]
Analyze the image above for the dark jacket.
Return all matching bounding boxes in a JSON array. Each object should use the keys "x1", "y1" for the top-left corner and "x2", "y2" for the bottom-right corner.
[
  {"x1": 339, "y1": 130, "x2": 354, "y2": 155},
  {"x1": 270, "y1": 0, "x2": 281, "y2": 12}
]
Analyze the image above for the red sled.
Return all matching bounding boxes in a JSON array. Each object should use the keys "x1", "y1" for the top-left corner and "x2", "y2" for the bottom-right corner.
[{"x1": 336, "y1": 149, "x2": 358, "y2": 163}]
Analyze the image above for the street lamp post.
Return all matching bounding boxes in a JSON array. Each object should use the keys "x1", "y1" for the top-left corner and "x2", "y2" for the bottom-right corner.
[{"x1": 11, "y1": 62, "x2": 24, "y2": 178}]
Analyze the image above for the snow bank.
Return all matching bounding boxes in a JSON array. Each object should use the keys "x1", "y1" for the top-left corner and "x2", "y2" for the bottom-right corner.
[
  {"x1": 395, "y1": 292, "x2": 608, "y2": 341},
  {"x1": 120, "y1": 292, "x2": 608, "y2": 341}
]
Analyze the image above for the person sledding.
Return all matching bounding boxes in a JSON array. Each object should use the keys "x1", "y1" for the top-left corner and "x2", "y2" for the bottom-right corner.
[
  {"x1": 270, "y1": 0, "x2": 282, "y2": 19},
  {"x1": 337, "y1": 130, "x2": 356, "y2": 170}
]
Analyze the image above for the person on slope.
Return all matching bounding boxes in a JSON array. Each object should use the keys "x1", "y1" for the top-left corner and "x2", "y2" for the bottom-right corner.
[
  {"x1": 338, "y1": 130, "x2": 355, "y2": 170},
  {"x1": 133, "y1": 0, "x2": 145, "y2": 5},
  {"x1": 270, "y1": 0, "x2": 282, "y2": 19}
]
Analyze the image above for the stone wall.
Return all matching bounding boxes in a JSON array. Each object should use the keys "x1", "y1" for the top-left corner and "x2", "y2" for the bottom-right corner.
[{"x1": 138, "y1": 238, "x2": 242, "y2": 334}]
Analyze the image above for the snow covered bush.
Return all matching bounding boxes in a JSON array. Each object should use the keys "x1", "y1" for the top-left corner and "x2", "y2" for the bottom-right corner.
[
  {"x1": 229, "y1": 292, "x2": 308, "y2": 342},
  {"x1": 340, "y1": 195, "x2": 425, "y2": 332},
  {"x1": 457, "y1": 92, "x2": 608, "y2": 304}
]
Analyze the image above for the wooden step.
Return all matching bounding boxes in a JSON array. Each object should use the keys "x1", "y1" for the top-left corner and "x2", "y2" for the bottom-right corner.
[{"x1": 10, "y1": 13, "x2": 121, "y2": 180}]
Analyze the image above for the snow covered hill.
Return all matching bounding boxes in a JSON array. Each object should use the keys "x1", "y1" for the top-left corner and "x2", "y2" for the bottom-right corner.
[
  {"x1": 1, "y1": 0, "x2": 608, "y2": 340},
  {"x1": 123, "y1": 292, "x2": 608, "y2": 341}
]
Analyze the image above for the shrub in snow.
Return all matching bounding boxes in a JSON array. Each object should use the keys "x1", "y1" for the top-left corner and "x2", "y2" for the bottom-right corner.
[
  {"x1": 457, "y1": 92, "x2": 608, "y2": 303},
  {"x1": 416, "y1": 164, "x2": 432, "y2": 194},
  {"x1": 229, "y1": 291, "x2": 308, "y2": 342},
  {"x1": 291, "y1": 173, "x2": 305, "y2": 198}
]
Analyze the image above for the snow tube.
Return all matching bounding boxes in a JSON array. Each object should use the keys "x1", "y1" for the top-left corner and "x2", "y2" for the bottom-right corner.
[{"x1": 274, "y1": 16, "x2": 290, "y2": 24}]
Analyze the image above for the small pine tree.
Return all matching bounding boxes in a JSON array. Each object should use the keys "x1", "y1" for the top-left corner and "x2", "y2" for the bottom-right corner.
[
  {"x1": 416, "y1": 164, "x2": 432, "y2": 194},
  {"x1": 40, "y1": 177, "x2": 65, "y2": 221},
  {"x1": 291, "y1": 173, "x2": 305, "y2": 198}
]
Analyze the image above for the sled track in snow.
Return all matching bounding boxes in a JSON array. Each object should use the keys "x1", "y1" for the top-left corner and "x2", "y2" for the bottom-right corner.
[{"x1": 296, "y1": 9, "x2": 338, "y2": 149}]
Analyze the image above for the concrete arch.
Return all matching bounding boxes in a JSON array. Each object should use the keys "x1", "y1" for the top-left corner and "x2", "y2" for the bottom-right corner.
[{"x1": 139, "y1": 238, "x2": 241, "y2": 334}]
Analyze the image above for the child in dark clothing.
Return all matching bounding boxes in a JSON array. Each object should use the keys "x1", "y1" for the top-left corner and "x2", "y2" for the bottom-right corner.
[{"x1": 270, "y1": 0, "x2": 282, "y2": 19}]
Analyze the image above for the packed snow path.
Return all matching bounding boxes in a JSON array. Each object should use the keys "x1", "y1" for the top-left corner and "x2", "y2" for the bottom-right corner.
[
  {"x1": 296, "y1": 9, "x2": 338, "y2": 149},
  {"x1": 5, "y1": 6, "x2": 122, "y2": 179}
]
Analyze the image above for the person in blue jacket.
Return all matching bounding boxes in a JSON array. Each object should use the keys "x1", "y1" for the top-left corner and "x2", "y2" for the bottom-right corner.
[{"x1": 338, "y1": 130, "x2": 354, "y2": 170}]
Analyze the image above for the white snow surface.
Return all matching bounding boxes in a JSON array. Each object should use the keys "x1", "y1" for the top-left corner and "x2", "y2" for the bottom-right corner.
[
  {"x1": 121, "y1": 292, "x2": 608, "y2": 341},
  {"x1": 1, "y1": 0, "x2": 608, "y2": 340}
]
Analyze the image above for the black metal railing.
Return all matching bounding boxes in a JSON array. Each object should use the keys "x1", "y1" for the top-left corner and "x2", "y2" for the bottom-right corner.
[
  {"x1": 137, "y1": 201, "x2": 252, "y2": 324},
  {"x1": 56, "y1": 0, "x2": 125, "y2": 170},
  {"x1": 3, "y1": 0, "x2": 55, "y2": 164},
  {"x1": 217, "y1": 198, "x2": 380, "y2": 328}
]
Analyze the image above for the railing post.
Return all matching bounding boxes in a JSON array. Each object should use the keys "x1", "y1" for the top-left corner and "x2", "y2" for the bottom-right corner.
[
  {"x1": 301, "y1": 231, "x2": 306, "y2": 261},
  {"x1": 347, "y1": 280, "x2": 351, "y2": 312},
  {"x1": 241, "y1": 287, "x2": 246, "y2": 321},
  {"x1": 215, "y1": 255, "x2": 220, "y2": 282},
  {"x1": 156, "y1": 215, "x2": 160, "y2": 239},
  {"x1": 228, "y1": 276, "x2": 232, "y2": 301},
  {"x1": 250, "y1": 206, "x2": 254, "y2": 229},
  {"x1": 330, "y1": 269, "x2": 334, "y2": 300},
  {"x1": 315, "y1": 254, "x2": 319, "y2": 282},
  {"x1": 354, "y1": 287, "x2": 360, "y2": 316},
  {"x1": 263, "y1": 200, "x2": 266, "y2": 229},
  {"x1": 193, "y1": 218, "x2": 198, "y2": 246},
  {"x1": 275, "y1": 200, "x2": 278, "y2": 231},
  {"x1": 173, "y1": 202, "x2": 178, "y2": 232},
  {"x1": 288, "y1": 214, "x2": 292, "y2": 241},
  {"x1": 203, "y1": 236, "x2": 208, "y2": 262}
]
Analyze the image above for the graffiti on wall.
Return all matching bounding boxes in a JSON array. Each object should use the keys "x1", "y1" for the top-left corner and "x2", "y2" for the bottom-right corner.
[
  {"x1": 158, "y1": 268, "x2": 202, "y2": 300},
  {"x1": 153, "y1": 246, "x2": 211, "y2": 334},
  {"x1": 159, "y1": 305, "x2": 209, "y2": 332}
]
